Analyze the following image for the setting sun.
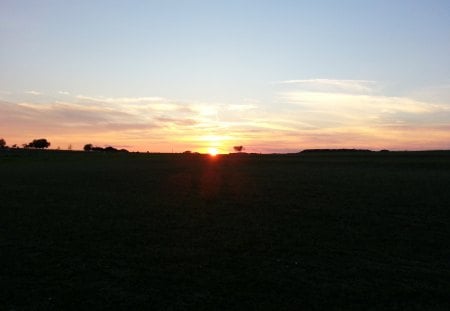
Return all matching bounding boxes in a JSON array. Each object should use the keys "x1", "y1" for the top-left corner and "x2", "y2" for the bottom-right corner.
[{"x1": 208, "y1": 147, "x2": 218, "y2": 156}]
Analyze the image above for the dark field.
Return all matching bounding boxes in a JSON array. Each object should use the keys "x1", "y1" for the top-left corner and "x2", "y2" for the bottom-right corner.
[{"x1": 1, "y1": 150, "x2": 450, "y2": 310}]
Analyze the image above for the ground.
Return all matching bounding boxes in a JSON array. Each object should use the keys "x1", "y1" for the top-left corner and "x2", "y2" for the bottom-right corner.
[{"x1": 1, "y1": 150, "x2": 450, "y2": 310}]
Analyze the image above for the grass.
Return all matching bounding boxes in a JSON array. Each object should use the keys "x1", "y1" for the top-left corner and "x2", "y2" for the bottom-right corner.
[{"x1": 1, "y1": 149, "x2": 450, "y2": 310}]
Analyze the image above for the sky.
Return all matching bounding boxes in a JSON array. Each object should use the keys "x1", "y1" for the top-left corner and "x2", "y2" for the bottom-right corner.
[{"x1": 1, "y1": 0, "x2": 450, "y2": 153}]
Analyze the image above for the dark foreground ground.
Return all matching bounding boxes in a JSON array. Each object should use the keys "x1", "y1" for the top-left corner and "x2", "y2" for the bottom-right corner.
[{"x1": 1, "y1": 150, "x2": 450, "y2": 310}]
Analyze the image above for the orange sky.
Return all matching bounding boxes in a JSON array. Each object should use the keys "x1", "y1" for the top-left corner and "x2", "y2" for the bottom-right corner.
[{"x1": 2, "y1": 79, "x2": 450, "y2": 153}]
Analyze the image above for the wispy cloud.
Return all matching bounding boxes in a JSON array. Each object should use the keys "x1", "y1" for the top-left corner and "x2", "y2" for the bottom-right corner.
[
  {"x1": 281, "y1": 91, "x2": 439, "y2": 122},
  {"x1": 276, "y1": 79, "x2": 377, "y2": 94},
  {"x1": 76, "y1": 95, "x2": 165, "y2": 104},
  {"x1": 25, "y1": 90, "x2": 42, "y2": 95},
  {"x1": 58, "y1": 91, "x2": 70, "y2": 95},
  {"x1": 227, "y1": 104, "x2": 257, "y2": 111},
  {"x1": 156, "y1": 116, "x2": 198, "y2": 126},
  {"x1": 0, "y1": 96, "x2": 227, "y2": 151},
  {"x1": 9, "y1": 101, "x2": 144, "y2": 129},
  {"x1": 271, "y1": 78, "x2": 450, "y2": 150}
]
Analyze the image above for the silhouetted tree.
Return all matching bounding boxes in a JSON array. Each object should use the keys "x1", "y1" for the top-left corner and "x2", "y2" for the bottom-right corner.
[
  {"x1": 0, "y1": 138, "x2": 6, "y2": 148},
  {"x1": 86, "y1": 145, "x2": 128, "y2": 152},
  {"x1": 27, "y1": 138, "x2": 50, "y2": 149},
  {"x1": 233, "y1": 145, "x2": 244, "y2": 152},
  {"x1": 104, "y1": 146, "x2": 118, "y2": 152},
  {"x1": 84, "y1": 144, "x2": 93, "y2": 151}
]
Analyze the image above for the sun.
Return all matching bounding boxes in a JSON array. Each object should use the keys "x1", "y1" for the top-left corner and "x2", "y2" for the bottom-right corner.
[{"x1": 208, "y1": 147, "x2": 218, "y2": 156}]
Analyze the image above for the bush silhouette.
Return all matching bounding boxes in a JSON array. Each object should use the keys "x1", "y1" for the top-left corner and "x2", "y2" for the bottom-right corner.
[
  {"x1": 104, "y1": 146, "x2": 118, "y2": 152},
  {"x1": 84, "y1": 144, "x2": 93, "y2": 151},
  {"x1": 27, "y1": 138, "x2": 50, "y2": 149},
  {"x1": 85, "y1": 145, "x2": 128, "y2": 152},
  {"x1": 0, "y1": 138, "x2": 6, "y2": 149}
]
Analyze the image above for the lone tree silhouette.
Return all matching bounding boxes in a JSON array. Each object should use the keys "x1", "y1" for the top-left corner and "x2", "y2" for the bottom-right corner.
[
  {"x1": 84, "y1": 144, "x2": 93, "y2": 151},
  {"x1": 233, "y1": 145, "x2": 244, "y2": 152},
  {"x1": 27, "y1": 138, "x2": 51, "y2": 149},
  {"x1": 0, "y1": 138, "x2": 6, "y2": 148}
]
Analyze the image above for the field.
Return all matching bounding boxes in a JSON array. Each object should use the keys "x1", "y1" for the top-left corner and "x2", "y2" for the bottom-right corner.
[{"x1": 1, "y1": 150, "x2": 450, "y2": 310}]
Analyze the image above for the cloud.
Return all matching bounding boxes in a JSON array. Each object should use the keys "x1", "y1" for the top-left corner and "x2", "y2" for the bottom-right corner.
[
  {"x1": 58, "y1": 91, "x2": 70, "y2": 95},
  {"x1": 76, "y1": 95, "x2": 165, "y2": 104},
  {"x1": 277, "y1": 78, "x2": 447, "y2": 129},
  {"x1": 269, "y1": 78, "x2": 450, "y2": 150},
  {"x1": 227, "y1": 104, "x2": 257, "y2": 111},
  {"x1": 276, "y1": 79, "x2": 377, "y2": 94},
  {"x1": 156, "y1": 116, "x2": 198, "y2": 126},
  {"x1": 0, "y1": 96, "x2": 222, "y2": 151},
  {"x1": 75, "y1": 95, "x2": 196, "y2": 115},
  {"x1": 282, "y1": 91, "x2": 438, "y2": 115},
  {"x1": 191, "y1": 104, "x2": 219, "y2": 116},
  {"x1": 1, "y1": 100, "x2": 154, "y2": 133},
  {"x1": 25, "y1": 90, "x2": 42, "y2": 95}
]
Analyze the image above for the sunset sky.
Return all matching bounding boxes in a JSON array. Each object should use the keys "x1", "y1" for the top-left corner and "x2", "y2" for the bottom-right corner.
[{"x1": 1, "y1": 0, "x2": 450, "y2": 153}]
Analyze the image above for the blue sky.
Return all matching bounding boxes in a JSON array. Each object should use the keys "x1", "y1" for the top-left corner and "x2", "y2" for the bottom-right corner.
[{"x1": 1, "y1": 0, "x2": 450, "y2": 152}]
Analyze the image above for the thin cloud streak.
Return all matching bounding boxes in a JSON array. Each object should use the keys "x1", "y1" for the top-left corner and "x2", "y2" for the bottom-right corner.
[
  {"x1": 275, "y1": 79, "x2": 377, "y2": 94},
  {"x1": 25, "y1": 90, "x2": 42, "y2": 95},
  {"x1": 227, "y1": 104, "x2": 258, "y2": 111},
  {"x1": 76, "y1": 95, "x2": 166, "y2": 104}
]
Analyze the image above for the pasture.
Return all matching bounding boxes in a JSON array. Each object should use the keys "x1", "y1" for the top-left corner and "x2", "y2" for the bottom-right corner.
[{"x1": 1, "y1": 150, "x2": 450, "y2": 310}]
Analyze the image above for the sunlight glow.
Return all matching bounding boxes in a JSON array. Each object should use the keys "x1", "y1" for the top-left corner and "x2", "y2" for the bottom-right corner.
[{"x1": 208, "y1": 147, "x2": 218, "y2": 156}]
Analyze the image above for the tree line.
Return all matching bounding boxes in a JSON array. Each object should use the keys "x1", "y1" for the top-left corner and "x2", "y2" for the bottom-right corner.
[
  {"x1": 83, "y1": 144, "x2": 128, "y2": 152},
  {"x1": 0, "y1": 138, "x2": 128, "y2": 152},
  {"x1": 1, "y1": 137, "x2": 244, "y2": 154},
  {"x1": 0, "y1": 138, "x2": 51, "y2": 149}
]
